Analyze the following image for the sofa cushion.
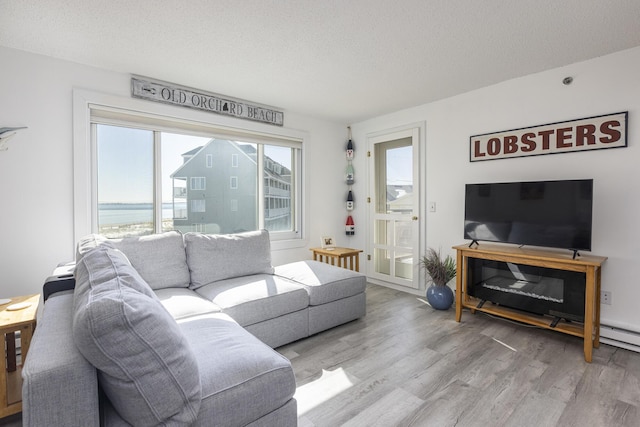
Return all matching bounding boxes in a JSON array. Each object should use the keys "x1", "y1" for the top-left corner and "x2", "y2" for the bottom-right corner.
[
  {"x1": 76, "y1": 231, "x2": 191, "y2": 290},
  {"x1": 176, "y1": 313, "x2": 296, "y2": 426},
  {"x1": 111, "y1": 231, "x2": 191, "y2": 290},
  {"x1": 154, "y1": 287, "x2": 222, "y2": 320},
  {"x1": 275, "y1": 260, "x2": 367, "y2": 305},
  {"x1": 73, "y1": 246, "x2": 201, "y2": 427},
  {"x1": 309, "y1": 293, "x2": 367, "y2": 335},
  {"x1": 195, "y1": 274, "x2": 309, "y2": 327},
  {"x1": 185, "y1": 230, "x2": 274, "y2": 289},
  {"x1": 244, "y1": 309, "x2": 309, "y2": 349}
]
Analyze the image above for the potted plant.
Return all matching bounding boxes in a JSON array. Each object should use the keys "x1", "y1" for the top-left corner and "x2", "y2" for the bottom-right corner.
[{"x1": 420, "y1": 248, "x2": 456, "y2": 310}]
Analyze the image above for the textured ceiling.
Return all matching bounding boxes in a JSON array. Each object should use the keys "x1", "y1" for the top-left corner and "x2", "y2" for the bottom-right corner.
[{"x1": 1, "y1": 0, "x2": 640, "y2": 123}]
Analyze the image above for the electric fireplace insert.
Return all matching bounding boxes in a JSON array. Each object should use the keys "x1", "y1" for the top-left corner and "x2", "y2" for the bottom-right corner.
[{"x1": 467, "y1": 258, "x2": 586, "y2": 322}]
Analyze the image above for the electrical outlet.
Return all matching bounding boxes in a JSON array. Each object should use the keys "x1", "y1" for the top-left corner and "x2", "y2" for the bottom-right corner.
[{"x1": 601, "y1": 291, "x2": 612, "y2": 305}]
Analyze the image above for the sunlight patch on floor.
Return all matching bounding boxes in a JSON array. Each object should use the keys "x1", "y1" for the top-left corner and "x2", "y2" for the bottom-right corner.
[{"x1": 294, "y1": 367, "x2": 355, "y2": 415}]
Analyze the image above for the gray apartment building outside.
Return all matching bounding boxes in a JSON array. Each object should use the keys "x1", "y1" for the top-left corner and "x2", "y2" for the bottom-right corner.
[{"x1": 171, "y1": 139, "x2": 292, "y2": 234}]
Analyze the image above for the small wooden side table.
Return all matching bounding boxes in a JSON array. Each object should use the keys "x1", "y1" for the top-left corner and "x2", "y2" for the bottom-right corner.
[
  {"x1": 0, "y1": 294, "x2": 39, "y2": 418},
  {"x1": 310, "y1": 247, "x2": 363, "y2": 272}
]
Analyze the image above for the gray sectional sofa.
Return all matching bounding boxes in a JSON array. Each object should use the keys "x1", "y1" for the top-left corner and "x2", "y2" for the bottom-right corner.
[{"x1": 22, "y1": 230, "x2": 366, "y2": 426}]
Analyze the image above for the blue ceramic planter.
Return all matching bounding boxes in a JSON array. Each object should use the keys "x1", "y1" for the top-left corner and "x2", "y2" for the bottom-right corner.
[{"x1": 426, "y1": 285, "x2": 454, "y2": 310}]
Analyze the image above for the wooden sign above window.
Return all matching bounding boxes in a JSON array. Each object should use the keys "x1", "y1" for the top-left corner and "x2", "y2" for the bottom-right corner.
[
  {"x1": 470, "y1": 112, "x2": 627, "y2": 162},
  {"x1": 131, "y1": 76, "x2": 284, "y2": 126}
]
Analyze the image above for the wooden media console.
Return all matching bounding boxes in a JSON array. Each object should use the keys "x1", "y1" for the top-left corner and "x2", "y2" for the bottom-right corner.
[{"x1": 453, "y1": 243, "x2": 606, "y2": 362}]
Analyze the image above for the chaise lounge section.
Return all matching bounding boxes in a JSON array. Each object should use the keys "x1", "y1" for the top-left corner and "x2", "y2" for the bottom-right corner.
[{"x1": 22, "y1": 230, "x2": 366, "y2": 426}]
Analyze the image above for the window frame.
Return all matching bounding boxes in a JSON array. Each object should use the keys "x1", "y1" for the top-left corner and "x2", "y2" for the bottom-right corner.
[{"x1": 73, "y1": 89, "x2": 307, "y2": 250}]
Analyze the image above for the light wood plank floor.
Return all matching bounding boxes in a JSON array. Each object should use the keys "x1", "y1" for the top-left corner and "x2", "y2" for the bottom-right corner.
[
  {"x1": 280, "y1": 284, "x2": 640, "y2": 427},
  {"x1": 2, "y1": 283, "x2": 638, "y2": 427}
]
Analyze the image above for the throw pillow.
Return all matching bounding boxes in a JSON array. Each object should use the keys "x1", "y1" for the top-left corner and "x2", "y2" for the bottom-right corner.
[
  {"x1": 73, "y1": 246, "x2": 201, "y2": 426},
  {"x1": 76, "y1": 233, "x2": 112, "y2": 261}
]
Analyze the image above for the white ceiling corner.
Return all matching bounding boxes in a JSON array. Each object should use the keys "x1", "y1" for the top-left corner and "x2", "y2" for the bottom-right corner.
[{"x1": 1, "y1": 0, "x2": 639, "y2": 123}]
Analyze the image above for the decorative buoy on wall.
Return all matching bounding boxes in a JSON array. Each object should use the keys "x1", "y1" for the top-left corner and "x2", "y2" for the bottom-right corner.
[
  {"x1": 346, "y1": 190, "x2": 354, "y2": 210},
  {"x1": 345, "y1": 163, "x2": 354, "y2": 185},
  {"x1": 346, "y1": 138, "x2": 354, "y2": 160},
  {"x1": 345, "y1": 126, "x2": 355, "y2": 235},
  {"x1": 345, "y1": 215, "x2": 355, "y2": 235}
]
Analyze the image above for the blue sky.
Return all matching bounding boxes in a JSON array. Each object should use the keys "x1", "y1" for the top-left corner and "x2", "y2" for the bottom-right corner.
[
  {"x1": 97, "y1": 125, "x2": 153, "y2": 203},
  {"x1": 386, "y1": 145, "x2": 412, "y2": 186},
  {"x1": 97, "y1": 125, "x2": 293, "y2": 203}
]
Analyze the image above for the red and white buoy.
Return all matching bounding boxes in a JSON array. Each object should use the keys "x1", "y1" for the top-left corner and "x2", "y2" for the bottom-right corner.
[{"x1": 345, "y1": 216, "x2": 355, "y2": 235}]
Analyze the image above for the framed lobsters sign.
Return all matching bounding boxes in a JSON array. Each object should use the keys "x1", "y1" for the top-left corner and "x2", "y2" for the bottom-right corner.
[{"x1": 470, "y1": 112, "x2": 627, "y2": 162}]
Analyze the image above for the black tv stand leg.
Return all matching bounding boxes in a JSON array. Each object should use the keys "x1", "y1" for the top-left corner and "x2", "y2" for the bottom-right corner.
[
  {"x1": 572, "y1": 250, "x2": 580, "y2": 260},
  {"x1": 469, "y1": 240, "x2": 479, "y2": 248},
  {"x1": 550, "y1": 316, "x2": 561, "y2": 328}
]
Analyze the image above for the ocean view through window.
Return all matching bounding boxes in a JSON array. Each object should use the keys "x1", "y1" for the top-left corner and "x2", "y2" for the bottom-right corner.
[{"x1": 95, "y1": 123, "x2": 300, "y2": 239}]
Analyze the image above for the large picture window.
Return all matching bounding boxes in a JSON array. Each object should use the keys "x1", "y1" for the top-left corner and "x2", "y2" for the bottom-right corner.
[{"x1": 92, "y1": 119, "x2": 301, "y2": 240}]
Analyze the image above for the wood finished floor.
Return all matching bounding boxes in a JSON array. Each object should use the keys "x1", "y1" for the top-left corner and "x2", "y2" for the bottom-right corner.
[
  {"x1": 280, "y1": 284, "x2": 640, "y2": 427},
  {"x1": 2, "y1": 283, "x2": 638, "y2": 427}
]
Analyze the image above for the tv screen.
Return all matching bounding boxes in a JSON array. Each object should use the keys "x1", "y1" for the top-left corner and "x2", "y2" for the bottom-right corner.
[{"x1": 464, "y1": 179, "x2": 593, "y2": 251}]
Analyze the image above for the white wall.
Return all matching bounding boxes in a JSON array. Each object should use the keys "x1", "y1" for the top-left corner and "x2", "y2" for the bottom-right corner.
[
  {"x1": 3, "y1": 44, "x2": 639, "y2": 339},
  {"x1": 0, "y1": 46, "x2": 347, "y2": 298},
  {"x1": 352, "y1": 46, "x2": 640, "y2": 335}
]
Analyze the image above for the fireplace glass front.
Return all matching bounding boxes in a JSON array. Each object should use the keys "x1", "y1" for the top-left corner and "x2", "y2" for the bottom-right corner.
[{"x1": 467, "y1": 258, "x2": 586, "y2": 322}]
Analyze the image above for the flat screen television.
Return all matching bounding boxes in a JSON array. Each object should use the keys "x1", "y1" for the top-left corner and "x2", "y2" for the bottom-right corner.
[{"x1": 464, "y1": 179, "x2": 593, "y2": 252}]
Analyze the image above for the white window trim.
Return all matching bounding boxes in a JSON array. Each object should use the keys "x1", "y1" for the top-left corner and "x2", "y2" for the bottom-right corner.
[
  {"x1": 230, "y1": 176, "x2": 238, "y2": 189},
  {"x1": 73, "y1": 89, "x2": 308, "y2": 250},
  {"x1": 206, "y1": 154, "x2": 213, "y2": 168},
  {"x1": 231, "y1": 153, "x2": 239, "y2": 167}
]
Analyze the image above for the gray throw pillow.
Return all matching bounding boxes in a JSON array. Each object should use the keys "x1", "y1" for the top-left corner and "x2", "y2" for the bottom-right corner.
[
  {"x1": 185, "y1": 229, "x2": 274, "y2": 289},
  {"x1": 73, "y1": 246, "x2": 201, "y2": 426},
  {"x1": 76, "y1": 233, "x2": 112, "y2": 262}
]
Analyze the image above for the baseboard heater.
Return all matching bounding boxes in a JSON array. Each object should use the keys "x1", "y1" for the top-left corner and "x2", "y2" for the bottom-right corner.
[{"x1": 600, "y1": 324, "x2": 640, "y2": 354}]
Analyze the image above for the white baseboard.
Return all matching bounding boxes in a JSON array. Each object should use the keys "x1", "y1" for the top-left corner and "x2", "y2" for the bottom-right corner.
[
  {"x1": 600, "y1": 324, "x2": 640, "y2": 353},
  {"x1": 367, "y1": 278, "x2": 425, "y2": 296}
]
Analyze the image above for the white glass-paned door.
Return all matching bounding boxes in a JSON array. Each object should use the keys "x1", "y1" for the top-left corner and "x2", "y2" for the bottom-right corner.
[{"x1": 369, "y1": 128, "x2": 420, "y2": 289}]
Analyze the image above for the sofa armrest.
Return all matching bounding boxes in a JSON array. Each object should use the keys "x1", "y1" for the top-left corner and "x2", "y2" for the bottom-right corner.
[
  {"x1": 43, "y1": 274, "x2": 76, "y2": 302},
  {"x1": 22, "y1": 293, "x2": 100, "y2": 427}
]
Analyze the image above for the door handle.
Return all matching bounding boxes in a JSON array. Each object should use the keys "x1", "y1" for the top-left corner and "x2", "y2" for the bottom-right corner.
[{"x1": 412, "y1": 216, "x2": 418, "y2": 221}]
